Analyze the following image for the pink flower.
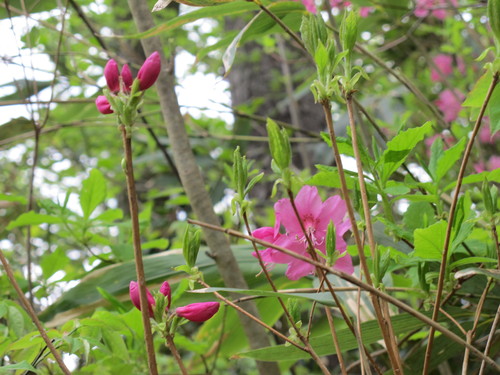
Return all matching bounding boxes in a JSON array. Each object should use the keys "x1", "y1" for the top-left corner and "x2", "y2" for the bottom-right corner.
[
  {"x1": 121, "y1": 64, "x2": 133, "y2": 93},
  {"x1": 95, "y1": 95, "x2": 113, "y2": 114},
  {"x1": 253, "y1": 185, "x2": 353, "y2": 280},
  {"x1": 104, "y1": 59, "x2": 120, "y2": 93},
  {"x1": 298, "y1": 0, "x2": 317, "y2": 14},
  {"x1": 329, "y1": 0, "x2": 373, "y2": 18},
  {"x1": 479, "y1": 120, "x2": 500, "y2": 144},
  {"x1": 474, "y1": 156, "x2": 500, "y2": 173},
  {"x1": 160, "y1": 281, "x2": 171, "y2": 309},
  {"x1": 430, "y1": 54, "x2": 465, "y2": 82},
  {"x1": 137, "y1": 51, "x2": 161, "y2": 91},
  {"x1": 435, "y1": 89, "x2": 464, "y2": 123},
  {"x1": 176, "y1": 302, "x2": 220, "y2": 322},
  {"x1": 414, "y1": 0, "x2": 457, "y2": 20},
  {"x1": 129, "y1": 281, "x2": 155, "y2": 317}
]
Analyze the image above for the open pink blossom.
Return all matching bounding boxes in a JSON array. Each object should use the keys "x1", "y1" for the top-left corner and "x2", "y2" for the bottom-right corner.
[
  {"x1": 435, "y1": 89, "x2": 464, "y2": 123},
  {"x1": 176, "y1": 302, "x2": 220, "y2": 322},
  {"x1": 129, "y1": 281, "x2": 156, "y2": 317},
  {"x1": 414, "y1": 0, "x2": 457, "y2": 20},
  {"x1": 253, "y1": 185, "x2": 353, "y2": 280}
]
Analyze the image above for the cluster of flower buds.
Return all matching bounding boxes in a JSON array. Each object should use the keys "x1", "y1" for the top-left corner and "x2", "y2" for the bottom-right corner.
[
  {"x1": 95, "y1": 51, "x2": 161, "y2": 115},
  {"x1": 129, "y1": 280, "x2": 220, "y2": 323}
]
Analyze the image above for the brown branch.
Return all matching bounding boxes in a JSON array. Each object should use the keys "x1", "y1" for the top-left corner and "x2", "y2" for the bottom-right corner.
[
  {"x1": 120, "y1": 125, "x2": 158, "y2": 375},
  {"x1": 165, "y1": 334, "x2": 189, "y2": 375}
]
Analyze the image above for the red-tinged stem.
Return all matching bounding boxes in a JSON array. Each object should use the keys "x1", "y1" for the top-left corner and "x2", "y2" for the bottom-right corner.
[
  {"x1": 120, "y1": 125, "x2": 158, "y2": 375},
  {"x1": 422, "y1": 71, "x2": 500, "y2": 375},
  {"x1": 165, "y1": 334, "x2": 189, "y2": 375}
]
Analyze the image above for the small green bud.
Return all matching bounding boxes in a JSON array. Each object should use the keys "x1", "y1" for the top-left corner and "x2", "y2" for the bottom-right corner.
[
  {"x1": 488, "y1": 0, "x2": 500, "y2": 54},
  {"x1": 325, "y1": 221, "x2": 336, "y2": 266},
  {"x1": 340, "y1": 10, "x2": 359, "y2": 54},
  {"x1": 300, "y1": 14, "x2": 329, "y2": 57},
  {"x1": 233, "y1": 146, "x2": 248, "y2": 198},
  {"x1": 266, "y1": 118, "x2": 291, "y2": 171},
  {"x1": 183, "y1": 225, "x2": 201, "y2": 268},
  {"x1": 286, "y1": 298, "x2": 301, "y2": 324},
  {"x1": 483, "y1": 179, "x2": 494, "y2": 215}
]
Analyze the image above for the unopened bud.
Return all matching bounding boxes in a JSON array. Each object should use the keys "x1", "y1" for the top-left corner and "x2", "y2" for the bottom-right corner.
[
  {"x1": 104, "y1": 59, "x2": 120, "y2": 93},
  {"x1": 137, "y1": 51, "x2": 161, "y2": 91},
  {"x1": 95, "y1": 95, "x2": 113, "y2": 114},
  {"x1": 175, "y1": 302, "x2": 220, "y2": 322},
  {"x1": 121, "y1": 64, "x2": 133, "y2": 93}
]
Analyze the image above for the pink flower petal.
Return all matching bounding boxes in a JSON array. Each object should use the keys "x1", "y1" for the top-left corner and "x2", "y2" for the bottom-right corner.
[{"x1": 129, "y1": 281, "x2": 155, "y2": 317}]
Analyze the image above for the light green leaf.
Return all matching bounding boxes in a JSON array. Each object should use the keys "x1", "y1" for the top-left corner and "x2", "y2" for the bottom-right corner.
[
  {"x1": 434, "y1": 137, "x2": 466, "y2": 182},
  {"x1": 380, "y1": 122, "x2": 433, "y2": 184},
  {"x1": 487, "y1": 81, "x2": 500, "y2": 134},
  {"x1": 102, "y1": 328, "x2": 130, "y2": 360},
  {"x1": 7, "y1": 211, "x2": 63, "y2": 230},
  {"x1": 0, "y1": 194, "x2": 27, "y2": 204},
  {"x1": 40, "y1": 248, "x2": 69, "y2": 280},
  {"x1": 462, "y1": 71, "x2": 492, "y2": 107},
  {"x1": 142, "y1": 238, "x2": 169, "y2": 250},
  {"x1": 223, "y1": 12, "x2": 260, "y2": 74},
  {"x1": 449, "y1": 257, "x2": 498, "y2": 269},
  {"x1": 0, "y1": 361, "x2": 39, "y2": 373},
  {"x1": 80, "y1": 169, "x2": 107, "y2": 220},
  {"x1": 414, "y1": 220, "x2": 447, "y2": 259},
  {"x1": 93, "y1": 208, "x2": 123, "y2": 223}
]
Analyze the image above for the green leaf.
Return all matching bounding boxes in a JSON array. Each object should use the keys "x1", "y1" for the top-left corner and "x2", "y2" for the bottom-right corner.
[
  {"x1": 222, "y1": 12, "x2": 260, "y2": 74},
  {"x1": 102, "y1": 328, "x2": 130, "y2": 360},
  {"x1": 0, "y1": 194, "x2": 27, "y2": 205},
  {"x1": 462, "y1": 72, "x2": 492, "y2": 107},
  {"x1": 403, "y1": 201, "x2": 436, "y2": 232},
  {"x1": 142, "y1": 238, "x2": 169, "y2": 250},
  {"x1": 128, "y1": 2, "x2": 259, "y2": 39},
  {"x1": 380, "y1": 122, "x2": 433, "y2": 184},
  {"x1": 449, "y1": 257, "x2": 498, "y2": 269},
  {"x1": 80, "y1": 169, "x2": 107, "y2": 220},
  {"x1": 413, "y1": 220, "x2": 447, "y2": 260},
  {"x1": 487, "y1": 81, "x2": 500, "y2": 134},
  {"x1": 444, "y1": 168, "x2": 500, "y2": 191},
  {"x1": 454, "y1": 267, "x2": 500, "y2": 280},
  {"x1": 434, "y1": 137, "x2": 466, "y2": 182},
  {"x1": 40, "y1": 248, "x2": 70, "y2": 280},
  {"x1": 0, "y1": 361, "x2": 39, "y2": 373},
  {"x1": 7, "y1": 306, "x2": 25, "y2": 338},
  {"x1": 239, "y1": 308, "x2": 469, "y2": 361},
  {"x1": 6, "y1": 211, "x2": 62, "y2": 230},
  {"x1": 93, "y1": 208, "x2": 123, "y2": 223}
]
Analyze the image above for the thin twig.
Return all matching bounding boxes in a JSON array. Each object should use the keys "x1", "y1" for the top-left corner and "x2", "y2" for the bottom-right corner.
[
  {"x1": 197, "y1": 280, "x2": 308, "y2": 352},
  {"x1": 423, "y1": 71, "x2": 500, "y2": 375},
  {"x1": 165, "y1": 334, "x2": 189, "y2": 375},
  {"x1": 120, "y1": 125, "x2": 158, "y2": 375},
  {"x1": 478, "y1": 304, "x2": 500, "y2": 375},
  {"x1": 0, "y1": 249, "x2": 72, "y2": 375}
]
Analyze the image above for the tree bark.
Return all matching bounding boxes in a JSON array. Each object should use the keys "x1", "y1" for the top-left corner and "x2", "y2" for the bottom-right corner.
[{"x1": 126, "y1": 2, "x2": 281, "y2": 374}]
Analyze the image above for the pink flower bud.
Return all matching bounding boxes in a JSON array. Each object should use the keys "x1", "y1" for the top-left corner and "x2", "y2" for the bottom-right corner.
[
  {"x1": 137, "y1": 51, "x2": 161, "y2": 91},
  {"x1": 159, "y1": 281, "x2": 171, "y2": 309},
  {"x1": 104, "y1": 59, "x2": 120, "y2": 93},
  {"x1": 129, "y1": 281, "x2": 155, "y2": 317},
  {"x1": 175, "y1": 302, "x2": 220, "y2": 322},
  {"x1": 121, "y1": 64, "x2": 133, "y2": 93},
  {"x1": 95, "y1": 95, "x2": 113, "y2": 114}
]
